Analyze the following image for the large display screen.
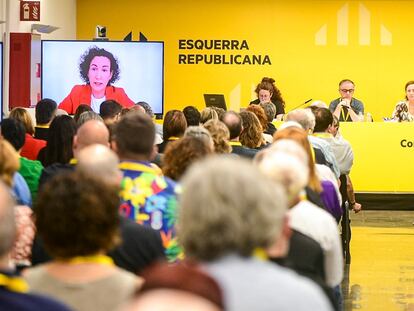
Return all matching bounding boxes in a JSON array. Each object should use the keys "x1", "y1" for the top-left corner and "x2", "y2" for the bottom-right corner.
[{"x1": 41, "y1": 40, "x2": 164, "y2": 114}]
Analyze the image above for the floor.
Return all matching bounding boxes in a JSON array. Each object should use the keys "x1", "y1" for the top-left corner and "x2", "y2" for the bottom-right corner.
[{"x1": 343, "y1": 211, "x2": 414, "y2": 311}]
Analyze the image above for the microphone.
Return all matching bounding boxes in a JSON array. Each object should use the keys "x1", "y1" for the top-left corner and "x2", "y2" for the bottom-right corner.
[{"x1": 289, "y1": 99, "x2": 313, "y2": 112}]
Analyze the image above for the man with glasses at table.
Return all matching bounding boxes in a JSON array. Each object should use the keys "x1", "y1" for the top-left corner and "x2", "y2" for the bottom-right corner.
[{"x1": 329, "y1": 79, "x2": 364, "y2": 122}]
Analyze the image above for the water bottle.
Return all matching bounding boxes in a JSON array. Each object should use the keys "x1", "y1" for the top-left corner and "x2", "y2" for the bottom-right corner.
[
  {"x1": 358, "y1": 112, "x2": 364, "y2": 122},
  {"x1": 366, "y1": 112, "x2": 373, "y2": 122}
]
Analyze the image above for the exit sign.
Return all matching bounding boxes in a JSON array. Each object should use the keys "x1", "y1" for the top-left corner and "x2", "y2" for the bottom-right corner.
[{"x1": 20, "y1": 1, "x2": 40, "y2": 21}]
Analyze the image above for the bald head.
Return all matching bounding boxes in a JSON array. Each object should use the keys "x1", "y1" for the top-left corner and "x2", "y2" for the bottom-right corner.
[
  {"x1": 73, "y1": 120, "x2": 109, "y2": 157},
  {"x1": 221, "y1": 111, "x2": 242, "y2": 140},
  {"x1": 0, "y1": 182, "x2": 16, "y2": 258},
  {"x1": 76, "y1": 144, "x2": 121, "y2": 186}
]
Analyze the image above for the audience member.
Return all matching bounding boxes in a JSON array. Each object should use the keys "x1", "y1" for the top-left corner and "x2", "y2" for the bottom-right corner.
[
  {"x1": 239, "y1": 110, "x2": 266, "y2": 149},
  {"x1": 221, "y1": 111, "x2": 257, "y2": 159},
  {"x1": 0, "y1": 119, "x2": 43, "y2": 203},
  {"x1": 9, "y1": 108, "x2": 46, "y2": 160},
  {"x1": 178, "y1": 156, "x2": 332, "y2": 311},
  {"x1": 163, "y1": 136, "x2": 213, "y2": 181},
  {"x1": 0, "y1": 181, "x2": 72, "y2": 311},
  {"x1": 73, "y1": 104, "x2": 93, "y2": 124},
  {"x1": 37, "y1": 115, "x2": 77, "y2": 167},
  {"x1": 183, "y1": 106, "x2": 201, "y2": 126},
  {"x1": 199, "y1": 107, "x2": 218, "y2": 124},
  {"x1": 25, "y1": 172, "x2": 142, "y2": 311},
  {"x1": 184, "y1": 126, "x2": 214, "y2": 148},
  {"x1": 158, "y1": 110, "x2": 187, "y2": 153},
  {"x1": 121, "y1": 263, "x2": 224, "y2": 311},
  {"x1": 76, "y1": 111, "x2": 103, "y2": 128},
  {"x1": 246, "y1": 104, "x2": 272, "y2": 144},
  {"x1": 136, "y1": 101, "x2": 163, "y2": 138},
  {"x1": 203, "y1": 119, "x2": 231, "y2": 154},
  {"x1": 113, "y1": 112, "x2": 181, "y2": 262},
  {"x1": 34, "y1": 98, "x2": 57, "y2": 141},
  {"x1": 260, "y1": 101, "x2": 277, "y2": 136},
  {"x1": 99, "y1": 100, "x2": 122, "y2": 126}
]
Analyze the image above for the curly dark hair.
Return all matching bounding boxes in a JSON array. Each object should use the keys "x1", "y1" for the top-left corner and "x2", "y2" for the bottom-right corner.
[
  {"x1": 79, "y1": 46, "x2": 120, "y2": 85},
  {"x1": 162, "y1": 136, "x2": 212, "y2": 181},
  {"x1": 34, "y1": 172, "x2": 120, "y2": 259},
  {"x1": 255, "y1": 77, "x2": 285, "y2": 107}
]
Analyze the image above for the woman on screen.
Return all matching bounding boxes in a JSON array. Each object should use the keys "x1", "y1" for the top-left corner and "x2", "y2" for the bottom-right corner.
[
  {"x1": 59, "y1": 46, "x2": 134, "y2": 114},
  {"x1": 249, "y1": 77, "x2": 285, "y2": 121},
  {"x1": 392, "y1": 81, "x2": 414, "y2": 122}
]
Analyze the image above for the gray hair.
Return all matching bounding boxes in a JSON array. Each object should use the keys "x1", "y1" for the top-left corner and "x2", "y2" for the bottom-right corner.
[
  {"x1": 178, "y1": 156, "x2": 287, "y2": 261},
  {"x1": 184, "y1": 126, "x2": 214, "y2": 147},
  {"x1": 284, "y1": 109, "x2": 315, "y2": 132},
  {"x1": 255, "y1": 149, "x2": 309, "y2": 205},
  {"x1": 77, "y1": 111, "x2": 103, "y2": 128},
  {"x1": 259, "y1": 102, "x2": 276, "y2": 122},
  {"x1": 0, "y1": 182, "x2": 16, "y2": 257}
]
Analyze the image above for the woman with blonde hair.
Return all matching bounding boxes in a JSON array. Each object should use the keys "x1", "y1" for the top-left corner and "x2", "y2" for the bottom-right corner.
[
  {"x1": 203, "y1": 119, "x2": 231, "y2": 154},
  {"x1": 9, "y1": 108, "x2": 46, "y2": 160},
  {"x1": 199, "y1": 107, "x2": 218, "y2": 124}
]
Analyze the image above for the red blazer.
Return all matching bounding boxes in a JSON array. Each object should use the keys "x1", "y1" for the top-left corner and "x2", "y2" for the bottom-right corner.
[{"x1": 58, "y1": 85, "x2": 135, "y2": 114}]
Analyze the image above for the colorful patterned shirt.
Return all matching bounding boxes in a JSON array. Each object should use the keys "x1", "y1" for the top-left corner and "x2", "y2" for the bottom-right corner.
[{"x1": 118, "y1": 161, "x2": 181, "y2": 262}]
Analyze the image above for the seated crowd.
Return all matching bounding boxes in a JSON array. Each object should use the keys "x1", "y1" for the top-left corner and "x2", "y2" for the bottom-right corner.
[{"x1": 0, "y1": 96, "x2": 362, "y2": 311}]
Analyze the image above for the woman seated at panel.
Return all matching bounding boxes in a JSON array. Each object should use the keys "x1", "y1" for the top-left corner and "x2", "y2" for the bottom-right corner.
[
  {"x1": 59, "y1": 46, "x2": 134, "y2": 114},
  {"x1": 392, "y1": 81, "x2": 414, "y2": 122},
  {"x1": 250, "y1": 77, "x2": 285, "y2": 120}
]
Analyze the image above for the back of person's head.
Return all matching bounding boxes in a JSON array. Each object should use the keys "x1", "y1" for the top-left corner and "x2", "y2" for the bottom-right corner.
[
  {"x1": 163, "y1": 136, "x2": 213, "y2": 181},
  {"x1": 178, "y1": 156, "x2": 287, "y2": 261},
  {"x1": 35, "y1": 98, "x2": 57, "y2": 125},
  {"x1": 259, "y1": 102, "x2": 276, "y2": 122},
  {"x1": 284, "y1": 108, "x2": 315, "y2": 132},
  {"x1": 210, "y1": 107, "x2": 225, "y2": 120},
  {"x1": 255, "y1": 146, "x2": 309, "y2": 205},
  {"x1": 239, "y1": 110, "x2": 263, "y2": 148},
  {"x1": 74, "y1": 104, "x2": 93, "y2": 124},
  {"x1": 9, "y1": 107, "x2": 35, "y2": 135},
  {"x1": 0, "y1": 139, "x2": 20, "y2": 187},
  {"x1": 35, "y1": 172, "x2": 120, "y2": 259},
  {"x1": 44, "y1": 115, "x2": 77, "y2": 166},
  {"x1": 76, "y1": 111, "x2": 103, "y2": 128},
  {"x1": 113, "y1": 111, "x2": 155, "y2": 159},
  {"x1": 273, "y1": 127, "x2": 322, "y2": 193},
  {"x1": 246, "y1": 104, "x2": 268, "y2": 131},
  {"x1": 0, "y1": 181, "x2": 16, "y2": 259},
  {"x1": 163, "y1": 110, "x2": 187, "y2": 140},
  {"x1": 100, "y1": 100, "x2": 122, "y2": 121},
  {"x1": 184, "y1": 126, "x2": 214, "y2": 147},
  {"x1": 199, "y1": 107, "x2": 218, "y2": 124},
  {"x1": 183, "y1": 106, "x2": 201, "y2": 126},
  {"x1": 73, "y1": 120, "x2": 109, "y2": 155},
  {"x1": 221, "y1": 111, "x2": 242, "y2": 140},
  {"x1": 123, "y1": 263, "x2": 223, "y2": 311},
  {"x1": 203, "y1": 119, "x2": 231, "y2": 154},
  {"x1": 312, "y1": 107, "x2": 334, "y2": 133},
  {"x1": 136, "y1": 102, "x2": 154, "y2": 118},
  {"x1": 77, "y1": 144, "x2": 121, "y2": 186},
  {"x1": 0, "y1": 118, "x2": 26, "y2": 151}
]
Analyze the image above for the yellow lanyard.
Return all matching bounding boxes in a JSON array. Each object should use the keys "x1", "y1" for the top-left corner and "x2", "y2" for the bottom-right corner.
[
  {"x1": 119, "y1": 161, "x2": 162, "y2": 174},
  {"x1": 312, "y1": 132, "x2": 332, "y2": 139},
  {"x1": 69, "y1": 158, "x2": 78, "y2": 165},
  {"x1": 229, "y1": 141, "x2": 242, "y2": 146},
  {"x1": 253, "y1": 248, "x2": 268, "y2": 261},
  {"x1": 168, "y1": 136, "x2": 180, "y2": 141},
  {"x1": 0, "y1": 273, "x2": 29, "y2": 293},
  {"x1": 64, "y1": 255, "x2": 114, "y2": 266},
  {"x1": 341, "y1": 106, "x2": 350, "y2": 121}
]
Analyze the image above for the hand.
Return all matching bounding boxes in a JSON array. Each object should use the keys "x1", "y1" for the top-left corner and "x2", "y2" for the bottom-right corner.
[
  {"x1": 352, "y1": 202, "x2": 362, "y2": 213},
  {"x1": 340, "y1": 99, "x2": 351, "y2": 108}
]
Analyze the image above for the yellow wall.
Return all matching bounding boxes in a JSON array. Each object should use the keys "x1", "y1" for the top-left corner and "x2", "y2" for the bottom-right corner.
[{"x1": 77, "y1": 1, "x2": 414, "y2": 119}]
